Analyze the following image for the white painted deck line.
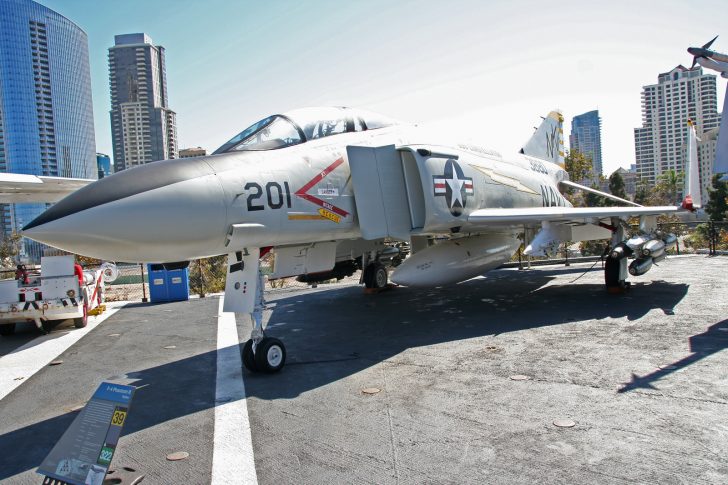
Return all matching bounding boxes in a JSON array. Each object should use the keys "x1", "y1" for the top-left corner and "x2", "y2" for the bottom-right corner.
[
  {"x1": 0, "y1": 301, "x2": 127, "y2": 401},
  {"x1": 211, "y1": 296, "x2": 258, "y2": 485}
]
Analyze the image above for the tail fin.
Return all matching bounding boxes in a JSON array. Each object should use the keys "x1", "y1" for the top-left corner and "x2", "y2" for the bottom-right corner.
[
  {"x1": 520, "y1": 110, "x2": 565, "y2": 168},
  {"x1": 682, "y1": 119, "x2": 701, "y2": 210}
]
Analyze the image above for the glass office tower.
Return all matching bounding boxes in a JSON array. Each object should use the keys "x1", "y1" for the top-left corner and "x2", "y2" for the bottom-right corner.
[{"x1": 0, "y1": 0, "x2": 96, "y2": 261}]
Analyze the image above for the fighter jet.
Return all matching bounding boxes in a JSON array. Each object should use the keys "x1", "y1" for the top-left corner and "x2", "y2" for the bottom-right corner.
[
  {"x1": 688, "y1": 36, "x2": 728, "y2": 179},
  {"x1": 688, "y1": 36, "x2": 728, "y2": 77},
  {"x1": 23, "y1": 106, "x2": 682, "y2": 373}
]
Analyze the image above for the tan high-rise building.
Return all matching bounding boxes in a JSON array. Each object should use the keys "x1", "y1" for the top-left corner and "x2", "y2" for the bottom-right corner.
[
  {"x1": 697, "y1": 127, "x2": 720, "y2": 202},
  {"x1": 109, "y1": 33, "x2": 177, "y2": 172},
  {"x1": 179, "y1": 147, "x2": 206, "y2": 158},
  {"x1": 633, "y1": 65, "x2": 720, "y2": 186}
]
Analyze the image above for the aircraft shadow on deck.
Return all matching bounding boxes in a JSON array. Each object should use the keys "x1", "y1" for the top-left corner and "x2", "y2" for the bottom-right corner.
[
  {"x1": 618, "y1": 318, "x2": 728, "y2": 393},
  {"x1": 0, "y1": 269, "x2": 693, "y2": 480}
]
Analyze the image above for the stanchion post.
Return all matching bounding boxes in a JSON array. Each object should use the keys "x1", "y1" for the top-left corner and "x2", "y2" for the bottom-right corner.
[
  {"x1": 199, "y1": 259, "x2": 206, "y2": 298},
  {"x1": 140, "y1": 263, "x2": 148, "y2": 302}
]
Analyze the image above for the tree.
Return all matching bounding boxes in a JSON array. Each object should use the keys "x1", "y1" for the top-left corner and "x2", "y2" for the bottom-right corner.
[
  {"x1": 705, "y1": 174, "x2": 728, "y2": 221},
  {"x1": 564, "y1": 150, "x2": 593, "y2": 184},
  {"x1": 633, "y1": 180, "x2": 651, "y2": 205},
  {"x1": 0, "y1": 232, "x2": 22, "y2": 268},
  {"x1": 608, "y1": 171, "x2": 627, "y2": 200},
  {"x1": 652, "y1": 169, "x2": 683, "y2": 205},
  {"x1": 585, "y1": 183, "x2": 607, "y2": 207},
  {"x1": 189, "y1": 255, "x2": 227, "y2": 296}
]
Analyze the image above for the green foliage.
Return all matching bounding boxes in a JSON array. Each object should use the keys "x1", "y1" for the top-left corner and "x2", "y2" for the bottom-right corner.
[
  {"x1": 633, "y1": 181, "x2": 651, "y2": 205},
  {"x1": 189, "y1": 255, "x2": 227, "y2": 296},
  {"x1": 651, "y1": 169, "x2": 683, "y2": 205},
  {"x1": 0, "y1": 232, "x2": 22, "y2": 268},
  {"x1": 705, "y1": 174, "x2": 728, "y2": 221},
  {"x1": 585, "y1": 184, "x2": 607, "y2": 207},
  {"x1": 683, "y1": 222, "x2": 728, "y2": 250},
  {"x1": 608, "y1": 171, "x2": 627, "y2": 200},
  {"x1": 579, "y1": 239, "x2": 609, "y2": 256},
  {"x1": 564, "y1": 150, "x2": 593, "y2": 184}
]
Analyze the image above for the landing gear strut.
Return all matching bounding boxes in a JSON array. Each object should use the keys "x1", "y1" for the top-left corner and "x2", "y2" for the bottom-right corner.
[
  {"x1": 605, "y1": 217, "x2": 630, "y2": 293},
  {"x1": 225, "y1": 249, "x2": 286, "y2": 373}
]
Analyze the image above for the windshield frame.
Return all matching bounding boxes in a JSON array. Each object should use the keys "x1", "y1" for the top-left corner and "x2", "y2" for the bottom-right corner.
[
  {"x1": 213, "y1": 107, "x2": 399, "y2": 155},
  {"x1": 212, "y1": 115, "x2": 305, "y2": 154}
]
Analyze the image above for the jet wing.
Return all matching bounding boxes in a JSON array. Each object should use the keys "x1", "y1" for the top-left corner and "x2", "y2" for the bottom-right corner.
[
  {"x1": 468, "y1": 206, "x2": 678, "y2": 225},
  {"x1": 0, "y1": 173, "x2": 94, "y2": 203}
]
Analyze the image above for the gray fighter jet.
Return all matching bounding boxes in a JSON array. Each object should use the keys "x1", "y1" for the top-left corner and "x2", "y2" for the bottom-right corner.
[
  {"x1": 688, "y1": 36, "x2": 728, "y2": 76},
  {"x1": 23, "y1": 107, "x2": 681, "y2": 373},
  {"x1": 688, "y1": 36, "x2": 728, "y2": 179}
]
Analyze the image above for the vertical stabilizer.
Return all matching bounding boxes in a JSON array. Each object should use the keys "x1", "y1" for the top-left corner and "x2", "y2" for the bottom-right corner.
[
  {"x1": 520, "y1": 110, "x2": 565, "y2": 167},
  {"x1": 682, "y1": 119, "x2": 702, "y2": 210}
]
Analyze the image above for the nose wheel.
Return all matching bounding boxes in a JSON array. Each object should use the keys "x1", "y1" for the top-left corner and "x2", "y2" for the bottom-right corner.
[{"x1": 242, "y1": 336, "x2": 286, "y2": 373}]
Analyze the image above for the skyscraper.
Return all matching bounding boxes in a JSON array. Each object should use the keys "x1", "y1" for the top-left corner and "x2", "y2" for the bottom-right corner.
[
  {"x1": 108, "y1": 33, "x2": 177, "y2": 172},
  {"x1": 0, "y1": 0, "x2": 96, "y2": 261},
  {"x1": 633, "y1": 65, "x2": 720, "y2": 186},
  {"x1": 569, "y1": 110, "x2": 603, "y2": 179},
  {"x1": 96, "y1": 153, "x2": 112, "y2": 178}
]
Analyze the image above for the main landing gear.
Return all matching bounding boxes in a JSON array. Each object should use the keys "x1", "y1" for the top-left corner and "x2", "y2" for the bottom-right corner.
[
  {"x1": 603, "y1": 216, "x2": 676, "y2": 294},
  {"x1": 604, "y1": 217, "x2": 631, "y2": 294},
  {"x1": 360, "y1": 248, "x2": 395, "y2": 291},
  {"x1": 363, "y1": 261, "x2": 388, "y2": 289}
]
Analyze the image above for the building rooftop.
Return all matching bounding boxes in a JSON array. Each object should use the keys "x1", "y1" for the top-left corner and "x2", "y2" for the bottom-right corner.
[{"x1": 114, "y1": 33, "x2": 153, "y2": 46}]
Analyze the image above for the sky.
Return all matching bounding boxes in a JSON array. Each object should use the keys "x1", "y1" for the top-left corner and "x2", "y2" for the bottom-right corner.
[{"x1": 40, "y1": 0, "x2": 728, "y2": 175}]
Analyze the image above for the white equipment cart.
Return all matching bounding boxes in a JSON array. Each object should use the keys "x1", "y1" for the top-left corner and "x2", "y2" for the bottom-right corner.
[{"x1": 0, "y1": 256, "x2": 111, "y2": 335}]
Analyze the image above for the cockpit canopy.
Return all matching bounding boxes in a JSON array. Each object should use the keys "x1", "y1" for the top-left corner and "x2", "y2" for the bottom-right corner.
[{"x1": 213, "y1": 107, "x2": 398, "y2": 154}]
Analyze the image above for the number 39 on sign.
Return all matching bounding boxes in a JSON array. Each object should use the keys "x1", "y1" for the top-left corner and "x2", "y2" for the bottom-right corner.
[{"x1": 111, "y1": 408, "x2": 127, "y2": 427}]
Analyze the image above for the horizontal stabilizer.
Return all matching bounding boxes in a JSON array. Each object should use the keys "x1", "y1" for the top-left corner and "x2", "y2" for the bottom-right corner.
[{"x1": 560, "y1": 180, "x2": 641, "y2": 207}]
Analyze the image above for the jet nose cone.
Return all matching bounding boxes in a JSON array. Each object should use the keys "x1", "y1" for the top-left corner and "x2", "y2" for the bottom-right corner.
[{"x1": 24, "y1": 157, "x2": 228, "y2": 262}]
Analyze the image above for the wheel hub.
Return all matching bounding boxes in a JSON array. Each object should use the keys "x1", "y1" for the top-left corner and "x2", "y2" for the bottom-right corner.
[{"x1": 266, "y1": 345, "x2": 283, "y2": 367}]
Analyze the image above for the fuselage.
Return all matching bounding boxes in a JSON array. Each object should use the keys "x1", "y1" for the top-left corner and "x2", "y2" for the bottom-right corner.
[{"x1": 23, "y1": 121, "x2": 569, "y2": 263}]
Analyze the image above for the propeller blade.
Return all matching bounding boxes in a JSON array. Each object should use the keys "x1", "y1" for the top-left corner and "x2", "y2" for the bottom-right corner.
[
  {"x1": 702, "y1": 35, "x2": 718, "y2": 49},
  {"x1": 691, "y1": 57, "x2": 698, "y2": 69}
]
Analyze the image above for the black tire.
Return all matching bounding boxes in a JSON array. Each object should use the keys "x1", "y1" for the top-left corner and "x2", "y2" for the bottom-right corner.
[
  {"x1": 254, "y1": 337, "x2": 286, "y2": 373},
  {"x1": 605, "y1": 256, "x2": 622, "y2": 288},
  {"x1": 74, "y1": 303, "x2": 88, "y2": 329},
  {"x1": 0, "y1": 323, "x2": 16, "y2": 336},
  {"x1": 42, "y1": 320, "x2": 57, "y2": 333},
  {"x1": 364, "y1": 263, "x2": 388, "y2": 289},
  {"x1": 242, "y1": 339, "x2": 258, "y2": 373}
]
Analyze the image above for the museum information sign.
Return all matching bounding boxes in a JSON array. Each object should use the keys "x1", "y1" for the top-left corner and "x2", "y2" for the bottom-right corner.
[{"x1": 37, "y1": 382, "x2": 135, "y2": 485}]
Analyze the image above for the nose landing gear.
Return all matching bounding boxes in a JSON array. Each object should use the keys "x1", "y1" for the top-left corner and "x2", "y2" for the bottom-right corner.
[
  {"x1": 225, "y1": 248, "x2": 287, "y2": 374},
  {"x1": 242, "y1": 336, "x2": 286, "y2": 373}
]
